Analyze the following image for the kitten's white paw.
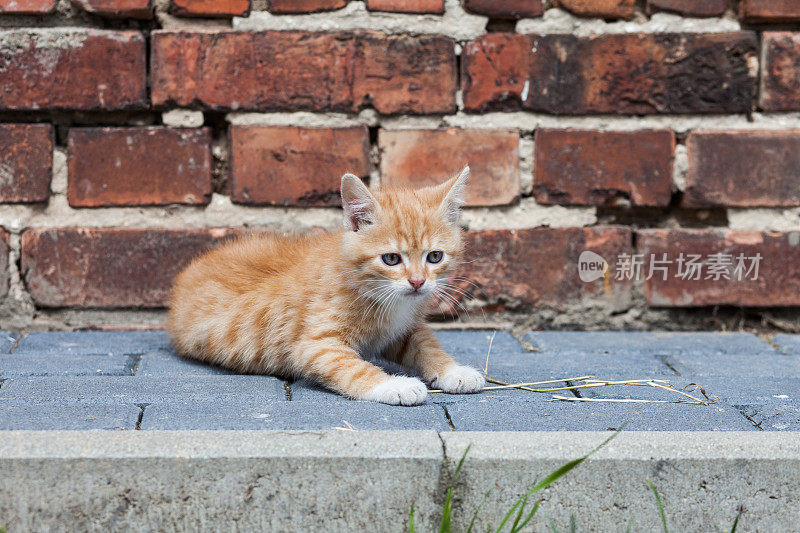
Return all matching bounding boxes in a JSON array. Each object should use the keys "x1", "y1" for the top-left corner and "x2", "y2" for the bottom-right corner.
[
  {"x1": 363, "y1": 376, "x2": 428, "y2": 406},
  {"x1": 433, "y1": 365, "x2": 485, "y2": 394}
]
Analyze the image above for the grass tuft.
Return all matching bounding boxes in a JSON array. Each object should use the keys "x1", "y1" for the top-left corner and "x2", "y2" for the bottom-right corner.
[{"x1": 648, "y1": 479, "x2": 669, "y2": 533}]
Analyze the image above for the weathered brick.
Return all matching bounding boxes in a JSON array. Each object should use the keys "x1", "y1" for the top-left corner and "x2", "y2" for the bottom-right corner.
[
  {"x1": 356, "y1": 34, "x2": 456, "y2": 114},
  {"x1": 0, "y1": 230, "x2": 8, "y2": 299},
  {"x1": 647, "y1": 0, "x2": 726, "y2": 17},
  {"x1": 67, "y1": 127, "x2": 212, "y2": 207},
  {"x1": 379, "y1": 129, "x2": 519, "y2": 206},
  {"x1": 760, "y1": 32, "x2": 800, "y2": 112},
  {"x1": 557, "y1": 0, "x2": 634, "y2": 19},
  {"x1": 684, "y1": 130, "x2": 800, "y2": 208},
  {"x1": 462, "y1": 0, "x2": 542, "y2": 18},
  {"x1": 459, "y1": 227, "x2": 632, "y2": 309},
  {"x1": 0, "y1": 30, "x2": 145, "y2": 111},
  {"x1": 0, "y1": 124, "x2": 53, "y2": 204},
  {"x1": 230, "y1": 126, "x2": 369, "y2": 206},
  {"x1": 170, "y1": 0, "x2": 248, "y2": 16},
  {"x1": 268, "y1": 0, "x2": 345, "y2": 13},
  {"x1": 461, "y1": 32, "x2": 757, "y2": 114},
  {"x1": 71, "y1": 0, "x2": 151, "y2": 17},
  {"x1": 0, "y1": 0, "x2": 55, "y2": 13},
  {"x1": 151, "y1": 31, "x2": 456, "y2": 114},
  {"x1": 533, "y1": 129, "x2": 674, "y2": 207},
  {"x1": 639, "y1": 229, "x2": 800, "y2": 307},
  {"x1": 366, "y1": 0, "x2": 442, "y2": 13},
  {"x1": 21, "y1": 228, "x2": 238, "y2": 307},
  {"x1": 740, "y1": 0, "x2": 800, "y2": 22}
]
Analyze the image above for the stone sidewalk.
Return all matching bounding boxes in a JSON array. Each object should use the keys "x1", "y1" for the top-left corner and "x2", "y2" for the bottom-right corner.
[{"x1": 1, "y1": 330, "x2": 799, "y2": 431}]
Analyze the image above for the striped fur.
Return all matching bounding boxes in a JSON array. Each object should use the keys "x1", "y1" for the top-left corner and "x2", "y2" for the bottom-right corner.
[{"x1": 167, "y1": 167, "x2": 484, "y2": 405}]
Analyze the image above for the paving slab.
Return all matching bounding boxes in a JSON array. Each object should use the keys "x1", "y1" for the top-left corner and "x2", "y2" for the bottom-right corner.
[
  {"x1": 0, "y1": 430, "x2": 445, "y2": 532},
  {"x1": 141, "y1": 399, "x2": 451, "y2": 431},
  {"x1": 0, "y1": 375, "x2": 286, "y2": 403},
  {"x1": 443, "y1": 397, "x2": 754, "y2": 431},
  {"x1": 12, "y1": 330, "x2": 171, "y2": 355},
  {"x1": 440, "y1": 431, "x2": 800, "y2": 532},
  {"x1": 0, "y1": 403, "x2": 140, "y2": 430},
  {"x1": 0, "y1": 352, "x2": 137, "y2": 377},
  {"x1": 524, "y1": 331, "x2": 776, "y2": 356},
  {"x1": 772, "y1": 333, "x2": 800, "y2": 354},
  {"x1": 736, "y1": 404, "x2": 800, "y2": 430},
  {"x1": 135, "y1": 350, "x2": 235, "y2": 376},
  {"x1": 0, "y1": 331, "x2": 18, "y2": 353}
]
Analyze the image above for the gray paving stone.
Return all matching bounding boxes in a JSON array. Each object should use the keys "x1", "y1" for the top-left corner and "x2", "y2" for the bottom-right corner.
[
  {"x1": 443, "y1": 398, "x2": 755, "y2": 431},
  {"x1": 0, "y1": 353, "x2": 136, "y2": 377},
  {"x1": 663, "y1": 349, "x2": 800, "y2": 378},
  {"x1": 773, "y1": 334, "x2": 800, "y2": 354},
  {"x1": 698, "y1": 376, "x2": 800, "y2": 406},
  {"x1": 135, "y1": 351, "x2": 235, "y2": 376},
  {"x1": 0, "y1": 402, "x2": 140, "y2": 430},
  {"x1": 736, "y1": 404, "x2": 800, "y2": 431},
  {"x1": 0, "y1": 376, "x2": 286, "y2": 404},
  {"x1": 0, "y1": 332, "x2": 18, "y2": 353},
  {"x1": 524, "y1": 331, "x2": 776, "y2": 356},
  {"x1": 141, "y1": 399, "x2": 450, "y2": 431},
  {"x1": 12, "y1": 330, "x2": 172, "y2": 355}
]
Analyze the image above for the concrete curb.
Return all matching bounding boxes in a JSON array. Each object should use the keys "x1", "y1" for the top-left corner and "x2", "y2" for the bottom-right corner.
[{"x1": 1, "y1": 431, "x2": 799, "y2": 531}]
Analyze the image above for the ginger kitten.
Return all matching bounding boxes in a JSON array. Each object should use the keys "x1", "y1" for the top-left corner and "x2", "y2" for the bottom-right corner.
[{"x1": 167, "y1": 166, "x2": 484, "y2": 405}]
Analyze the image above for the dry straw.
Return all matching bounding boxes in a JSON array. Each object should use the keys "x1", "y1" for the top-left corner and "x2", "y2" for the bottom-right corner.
[{"x1": 428, "y1": 331, "x2": 716, "y2": 406}]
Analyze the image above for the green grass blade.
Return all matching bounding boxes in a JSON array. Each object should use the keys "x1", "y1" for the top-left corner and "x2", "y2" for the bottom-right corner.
[
  {"x1": 648, "y1": 479, "x2": 668, "y2": 533},
  {"x1": 509, "y1": 491, "x2": 530, "y2": 532},
  {"x1": 467, "y1": 489, "x2": 494, "y2": 533},
  {"x1": 528, "y1": 428, "x2": 622, "y2": 496},
  {"x1": 730, "y1": 508, "x2": 742, "y2": 533},
  {"x1": 513, "y1": 500, "x2": 541, "y2": 532},
  {"x1": 409, "y1": 502, "x2": 415, "y2": 533},
  {"x1": 625, "y1": 519, "x2": 632, "y2": 533},
  {"x1": 569, "y1": 514, "x2": 576, "y2": 533},
  {"x1": 493, "y1": 499, "x2": 522, "y2": 533},
  {"x1": 440, "y1": 445, "x2": 471, "y2": 533}
]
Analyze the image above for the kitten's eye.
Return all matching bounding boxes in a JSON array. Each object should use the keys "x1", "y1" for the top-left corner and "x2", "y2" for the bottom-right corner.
[
  {"x1": 381, "y1": 253, "x2": 402, "y2": 266},
  {"x1": 427, "y1": 251, "x2": 444, "y2": 264}
]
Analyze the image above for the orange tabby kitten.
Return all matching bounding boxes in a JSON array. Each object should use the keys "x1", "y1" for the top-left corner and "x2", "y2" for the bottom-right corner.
[{"x1": 167, "y1": 166, "x2": 484, "y2": 405}]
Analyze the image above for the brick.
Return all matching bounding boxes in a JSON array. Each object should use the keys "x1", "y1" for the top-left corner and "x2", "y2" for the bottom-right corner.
[
  {"x1": 230, "y1": 126, "x2": 370, "y2": 206},
  {"x1": 760, "y1": 32, "x2": 800, "y2": 112},
  {"x1": 0, "y1": 30, "x2": 145, "y2": 111},
  {"x1": 0, "y1": 0, "x2": 55, "y2": 13},
  {"x1": 557, "y1": 0, "x2": 634, "y2": 19},
  {"x1": 170, "y1": 0, "x2": 249, "y2": 16},
  {"x1": 379, "y1": 129, "x2": 519, "y2": 206},
  {"x1": 647, "y1": 0, "x2": 726, "y2": 17},
  {"x1": 462, "y1": 0, "x2": 542, "y2": 18},
  {"x1": 366, "y1": 0, "x2": 443, "y2": 13},
  {"x1": 67, "y1": 127, "x2": 212, "y2": 207},
  {"x1": 71, "y1": 0, "x2": 151, "y2": 17},
  {"x1": 460, "y1": 227, "x2": 632, "y2": 308},
  {"x1": 21, "y1": 228, "x2": 238, "y2": 307},
  {"x1": 461, "y1": 32, "x2": 757, "y2": 114},
  {"x1": 268, "y1": 0, "x2": 345, "y2": 13},
  {"x1": 151, "y1": 31, "x2": 456, "y2": 114},
  {"x1": 0, "y1": 230, "x2": 7, "y2": 300},
  {"x1": 740, "y1": 0, "x2": 800, "y2": 22},
  {"x1": 639, "y1": 229, "x2": 800, "y2": 306},
  {"x1": 0, "y1": 124, "x2": 53, "y2": 203},
  {"x1": 533, "y1": 129, "x2": 674, "y2": 206},
  {"x1": 684, "y1": 130, "x2": 800, "y2": 207}
]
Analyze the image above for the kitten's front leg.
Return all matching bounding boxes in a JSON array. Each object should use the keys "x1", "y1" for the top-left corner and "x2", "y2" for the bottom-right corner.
[
  {"x1": 299, "y1": 338, "x2": 427, "y2": 405},
  {"x1": 392, "y1": 327, "x2": 485, "y2": 394}
]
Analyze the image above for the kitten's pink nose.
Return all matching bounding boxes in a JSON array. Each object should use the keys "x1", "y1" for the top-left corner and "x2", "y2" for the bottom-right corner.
[{"x1": 408, "y1": 278, "x2": 426, "y2": 291}]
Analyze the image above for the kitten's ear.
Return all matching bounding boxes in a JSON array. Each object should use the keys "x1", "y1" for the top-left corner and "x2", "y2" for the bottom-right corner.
[
  {"x1": 438, "y1": 165, "x2": 469, "y2": 226},
  {"x1": 341, "y1": 174, "x2": 379, "y2": 232}
]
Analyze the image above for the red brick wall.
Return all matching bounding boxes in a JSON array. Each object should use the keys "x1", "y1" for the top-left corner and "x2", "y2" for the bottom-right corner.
[{"x1": 2, "y1": 0, "x2": 800, "y2": 331}]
